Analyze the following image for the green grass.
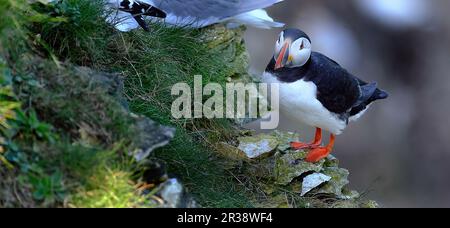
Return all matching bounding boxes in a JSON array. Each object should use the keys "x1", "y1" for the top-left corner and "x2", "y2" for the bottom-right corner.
[
  {"x1": 0, "y1": 0, "x2": 29, "y2": 61},
  {"x1": 64, "y1": 144, "x2": 151, "y2": 208},
  {"x1": 31, "y1": 0, "x2": 111, "y2": 65},
  {"x1": 30, "y1": 1, "x2": 255, "y2": 207},
  {"x1": 0, "y1": 56, "x2": 149, "y2": 207},
  {"x1": 0, "y1": 0, "x2": 151, "y2": 206},
  {"x1": 1, "y1": 0, "x2": 254, "y2": 208},
  {"x1": 102, "y1": 26, "x2": 254, "y2": 207}
]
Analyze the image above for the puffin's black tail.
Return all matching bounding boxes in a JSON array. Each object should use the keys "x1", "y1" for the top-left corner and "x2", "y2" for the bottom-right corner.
[
  {"x1": 369, "y1": 88, "x2": 389, "y2": 103},
  {"x1": 350, "y1": 82, "x2": 388, "y2": 117}
]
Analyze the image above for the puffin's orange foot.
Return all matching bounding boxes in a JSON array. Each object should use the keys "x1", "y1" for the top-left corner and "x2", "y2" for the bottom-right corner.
[
  {"x1": 291, "y1": 128, "x2": 323, "y2": 150},
  {"x1": 290, "y1": 141, "x2": 321, "y2": 150},
  {"x1": 305, "y1": 133, "x2": 336, "y2": 163},
  {"x1": 305, "y1": 147, "x2": 330, "y2": 163}
]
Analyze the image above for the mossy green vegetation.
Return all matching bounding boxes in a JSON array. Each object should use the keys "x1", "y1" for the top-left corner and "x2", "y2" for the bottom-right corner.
[
  {"x1": 1, "y1": 0, "x2": 253, "y2": 208},
  {"x1": 0, "y1": 0, "x2": 373, "y2": 208},
  {"x1": 1, "y1": 55, "x2": 150, "y2": 207},
  {"x1": 0, "y1": 0, "x2": 151, "y2": 206}
]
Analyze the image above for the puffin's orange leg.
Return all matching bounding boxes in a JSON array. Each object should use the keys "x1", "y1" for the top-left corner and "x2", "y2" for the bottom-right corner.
[
  {"x1": 305, "y1": 134, "x2": 335, "y2": 163},
  {"x1": 291, "y1": 128, "x2": 322, "y2": 150}
]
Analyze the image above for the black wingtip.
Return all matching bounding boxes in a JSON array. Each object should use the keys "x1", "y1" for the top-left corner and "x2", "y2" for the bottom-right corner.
[
  {"x1": 151, "y1": 7, "x2": 167, "y2": 19},
  {"x1": 133, "y1": 15, "x2": 150, "y2": 32},
  {"x1": 378, "y1": 90, "x2": 389, "y2": 100},
  {"x1": 144, "y1": 5, "x2": 167, "y2": 18},
  {"x1": 374, "y1": 88, "x2": 389, "y2": 100}
]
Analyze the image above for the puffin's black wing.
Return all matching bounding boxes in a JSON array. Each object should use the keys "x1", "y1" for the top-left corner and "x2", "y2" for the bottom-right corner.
[
  {"x1": 306, "y1": 52, "x2": 361, "y2": 114},
  {"x1": 350, "y1": 80, "x2": 389, "y2": 117},
  {"x1": 353, "y1": 82, "x2": 378, "y2": 107},
  {"x1": 308, "y1": 53, "x2": 389, "y2": 116}
]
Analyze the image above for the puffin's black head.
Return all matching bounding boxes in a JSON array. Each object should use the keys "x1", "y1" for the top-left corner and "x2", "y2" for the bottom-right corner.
[{"x1": 273, "y1": 28, "x2": 312, "y2": 70}]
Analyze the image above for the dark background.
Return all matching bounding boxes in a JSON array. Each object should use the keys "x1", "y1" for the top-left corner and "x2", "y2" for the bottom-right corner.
[{"x1": 244, "y1": 0, "x2": 450, "y2": 207}]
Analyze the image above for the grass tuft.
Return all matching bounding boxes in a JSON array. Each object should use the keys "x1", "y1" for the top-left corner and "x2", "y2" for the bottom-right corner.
[{"x1": 31, "y1": 0, "x2": 111, "y2": 65}]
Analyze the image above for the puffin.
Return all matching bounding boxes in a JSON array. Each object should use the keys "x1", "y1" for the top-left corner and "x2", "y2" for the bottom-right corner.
[
  {"x1": 132, "y1": 0, "x2": 284, "y2": 29},
  {"x1": 262, "y1": 28, "x2": 389, "y2": 163}
]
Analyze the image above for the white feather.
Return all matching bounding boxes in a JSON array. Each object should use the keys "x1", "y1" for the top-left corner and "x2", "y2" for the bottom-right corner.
[
  {"x1": 161, "y1": 14, "x2": 219, "y2": 28},
  {"x1": 159, "y1": 9, "x2": 283, "y2": 29},
  {"x1": 225, "y1": 9, "x2": 284, "y2": 29},
  {"x1": 106, "y1": 9, "x2": 140, "y2": 32},
  {"x1": 261, "y1": 72, "x2": 347, "y2": 135},
  {"x1": 349, "y1": 105, "x2": 371, "y2": 122}
]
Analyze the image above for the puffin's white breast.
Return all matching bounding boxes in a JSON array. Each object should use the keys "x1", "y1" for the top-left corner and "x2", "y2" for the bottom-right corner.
[{"x1": 261, "y1": 72, "x2": 347, "y2": 135}]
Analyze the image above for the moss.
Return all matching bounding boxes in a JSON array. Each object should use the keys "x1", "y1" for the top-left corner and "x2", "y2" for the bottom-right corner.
[
  {"x1": 16, "y1": 57, "x2": 134, "y2": 145},
  {"x1": 217, "y1": 131, "x2": 378, "y2": 208},
  {"x1": 200, "y1": 25, "x2": 252, "y2": 82},
  {"x1": 0, "y1": 57, "x2": 158, "y2": 207}
]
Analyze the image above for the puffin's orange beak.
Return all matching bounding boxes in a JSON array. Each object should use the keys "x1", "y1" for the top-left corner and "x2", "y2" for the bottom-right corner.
[{"x1": 275, "y1": 41, "x2": 290, "y2": 70}]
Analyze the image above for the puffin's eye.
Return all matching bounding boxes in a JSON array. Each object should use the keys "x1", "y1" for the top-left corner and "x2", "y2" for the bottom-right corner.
[{"x1": 300, "y1": 40, "x2": 304, "y2": 50}]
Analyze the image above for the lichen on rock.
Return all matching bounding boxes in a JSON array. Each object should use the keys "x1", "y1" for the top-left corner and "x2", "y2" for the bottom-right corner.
[
  {"x1": 217, "y1": 130, "x2": 377, "y2": 208},
  {"x1": 130, "y1": 116, "x2": 175, "y2": 162},
  {"x1": 201, "y1": 25, "x2": 251, "y2": 83},
  {"x1": 274, "y1": 150, "x2": 325, "y2": 185},
  {"x1": 157, "y1": 178, "x2": 197, "y2": 208},
  {"x1": 301, "y1": 173, "x2": 332, "y2": 196},
  {"x1": 237, "y1": 134, "x2": 278, "y2": 159}
]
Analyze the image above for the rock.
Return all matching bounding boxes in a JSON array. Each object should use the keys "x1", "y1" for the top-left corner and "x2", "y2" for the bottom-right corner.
[
  {"x1": 130, "y1": 116, "x2": 175, "y2": 162},
  {"x1": 215, "y1": 142, "x2": 250, "y2": 169},
  {"x1": 159, "y1": 178, "x2": 183, "y2": 208},
  {"x1": 158, "y1": 178, "x2": 197, "y2": 208},
  {"x1": 243, "y1": 156, "x2": 276, "y2": 179},
  {"x1": 341, "y1": 189, "x2": 360, "y2": 200},
  {"x1": 275, "y1": 151, "x2": 325, "y2": 185},
  {"x1": 201, "y1": 25, "x2": 254, "y2": 126},
  {"x1": 75, "y1": 64, "x2": 176, "y2": 162},
  {"x1": 75, "y1": 67, "x2": 128, "y2": 109},
  {"x1": 361, "y1": 200, "x2": 379, "y2": 208},
  {"x1": 315, "y1": 167, "x2": 351, "y2": 198},
  {"x1": 301, "y1": 173, "x2": 332, "y2": 196},
  {"x1": 237, "y1": 134, "x2": 278, "y2": 159},
  {"x1": 216, "y1": 142, "x2": 249, "y2": 161},
  {"x1": 201, "y1": 25, "x2": 250, "y2": 80},
  {"x1": 271, "y1": 131, "x2": 301, "y2": 152},
  {"x1": 324, "y1": 155, "x2": 340, "y2": 167},
  {"x1": 214, "y1": 128, "x2": 376, "y2": 207}
]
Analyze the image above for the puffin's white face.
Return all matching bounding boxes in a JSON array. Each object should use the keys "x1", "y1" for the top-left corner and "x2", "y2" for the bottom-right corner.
[{"x1": 274, "y1": 32, "x2": 312, "y2": 70}]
